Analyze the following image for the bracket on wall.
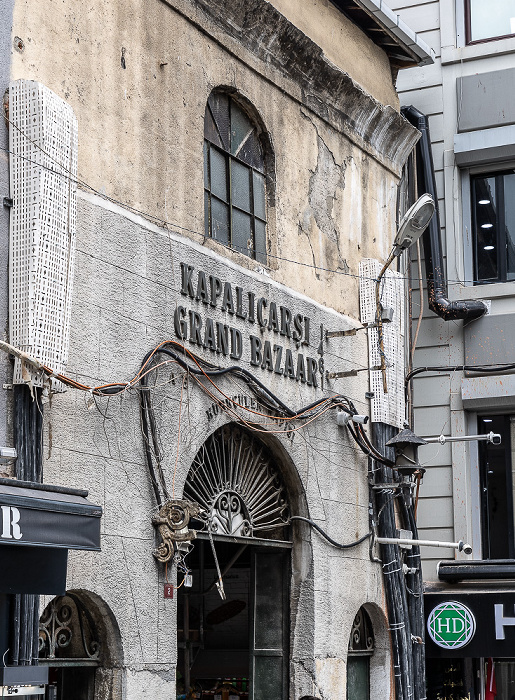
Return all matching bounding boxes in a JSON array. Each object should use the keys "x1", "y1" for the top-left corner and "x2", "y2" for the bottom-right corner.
[{"x1": 152, "y1": 499, "x2": 201, "y2": 563}]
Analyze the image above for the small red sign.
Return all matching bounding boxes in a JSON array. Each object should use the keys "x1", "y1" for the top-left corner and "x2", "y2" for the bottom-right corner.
[{"x1": 164, "y1": 584, "x2": 174, "y2": 599}]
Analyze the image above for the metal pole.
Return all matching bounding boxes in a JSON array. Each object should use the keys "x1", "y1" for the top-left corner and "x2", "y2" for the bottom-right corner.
[
  {"x1": 424, "y1": 432, "x2": 500, "y2": 445},
  {"x1": 376, "y1": 537, "x2": 472, "y2": 553}
]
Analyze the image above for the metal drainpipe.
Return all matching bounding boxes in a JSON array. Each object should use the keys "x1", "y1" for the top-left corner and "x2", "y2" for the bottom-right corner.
[{"x1": 401, "y1": 106, "x2": 487, "y2": 324}]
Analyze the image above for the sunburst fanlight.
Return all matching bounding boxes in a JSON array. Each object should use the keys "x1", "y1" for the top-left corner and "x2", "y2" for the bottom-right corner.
[{"x1": 184, "y1": 426, "x2": 290, "y2": 537}]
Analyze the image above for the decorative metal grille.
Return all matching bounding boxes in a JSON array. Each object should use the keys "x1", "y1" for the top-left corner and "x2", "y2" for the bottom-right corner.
[
  {"x1": 39, "y1": 593, "x2": 101, "y2": 664},
  {"x1": 184, "y1": 425, "x2": 289, "y2": 537},
  {"x1": 9, "y1": 80, "x2": 78, "y2": 388},
  {"x1": 348, "y1": 607, "x2": 374, "y2": 656}
]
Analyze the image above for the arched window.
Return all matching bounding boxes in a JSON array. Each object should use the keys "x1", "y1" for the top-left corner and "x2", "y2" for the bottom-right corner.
[
  {"x1": 204, "y1": 91, "x2": 267, "y2": 262},
  {"x1": 347, "y1": 607, "x2": 375, "y2": 700}
]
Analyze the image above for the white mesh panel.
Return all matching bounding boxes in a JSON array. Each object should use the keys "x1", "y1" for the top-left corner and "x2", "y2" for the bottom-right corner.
[
  {"x1": 360, "y1": 258, "x2": 406, "y2": 428},
  {"x1": 9, "y1": 80, "x2": 78, "y2": 387}
]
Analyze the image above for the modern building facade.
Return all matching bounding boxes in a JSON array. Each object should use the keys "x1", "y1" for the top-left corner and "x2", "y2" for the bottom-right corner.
[
  {"x1": 395, "y1": 1, "x2": 515, "y2": 697},
  {"x1": 0, "y1": 0, "x2": 432, "y2": 698}
]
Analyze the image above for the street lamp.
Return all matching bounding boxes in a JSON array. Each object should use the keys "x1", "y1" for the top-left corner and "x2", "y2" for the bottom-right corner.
[
  {"x1": 392, "y1": 193, "x2": 435, "y2": 257},
  {"x1": 386, "y1": 427, "x2": 427, "y2": 479},
  {"x1": 376, "y1": 194, "x2": 435, "y2": 392}
]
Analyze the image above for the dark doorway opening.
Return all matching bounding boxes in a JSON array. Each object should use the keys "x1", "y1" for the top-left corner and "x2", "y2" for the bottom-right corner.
[
  {"x1": 177, "y1": 538, "x2": 290, "y2": 699},
  {"x1": 478, "y1": 414, "x2": 514, "y2": 559}
]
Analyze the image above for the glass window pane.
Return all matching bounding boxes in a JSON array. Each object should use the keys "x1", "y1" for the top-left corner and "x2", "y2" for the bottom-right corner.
[
  {"x1": 254, "y1": 550, "x2": 284, "y2": 649},
  {"x1": 210, "y1": 148, "x2": 228, "y2": 202},
  {"x1": 238, "y1": 132, "x2": 264, "y2": 171},
  {"x1": 479, "y1": 414, "x2": 512, "y2": 559},
  {"x1": 204, "y1": 190, "x2": 210, "y2": 238},
  {"x1": 208, "y1": 92, "x2": 230, "y2": 150},
  {"x1": 211, "y1": 197, "x2": 229, "y2": 245},
  {"x1": 504, "y1": 173, "x2": 515, "y2": 280},
  {"x1": 231, "y1": 160, "x2": 251, "y2": 212},
  {"x1": 253, "y1": 171, "x2": 266, "y2": 220},
  {"x1": 473, "y1": 175, "x2": 498, "y2": 282},
  {"x1": 204, "y1": 108, "x2": 223, "y2": 148},
  {"x1": 490, "y1": 660, "x2": 515, "y2": 698},
  {"x1": 232, "y1": 209, "x2": 252, "y2": 257},
  {"x1": 231, "y1": 101, "x2": 253, "y2": 156},
  {"x1": 254, "y1": 220, "x2": 266, "y2": 264},
  {"x1": 204, "y1": 141, "x2": 209, "y2": 186},
  {"x1": 469, "y1": 0, "x2": 515, "y2": 42},
  {"x1": 347, "y1": 657, "x2": 370, "y2": 700},
  {"x1": 253, "y1": 656, "x2": 283, "y2": 700}
]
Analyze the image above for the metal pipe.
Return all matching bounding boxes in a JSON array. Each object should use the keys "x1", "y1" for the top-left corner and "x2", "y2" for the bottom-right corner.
[
  {"x1": 424, "y1": 432, "x2": 500, "y2": 445},
  {"x1": 401, "y1": 105, "x2": 487, "y2": 324},
  {"x1": 377, "y1": 536, "x2": 472, "y2": 554}
]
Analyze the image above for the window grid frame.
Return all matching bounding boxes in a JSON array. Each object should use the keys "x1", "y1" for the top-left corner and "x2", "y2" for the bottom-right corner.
[
  {"x1": 204, "y1": 97, "x2": 267, "y2": 263},
  {"x1": 471, "y1": 169, "x2": 515, "y2": 285}
]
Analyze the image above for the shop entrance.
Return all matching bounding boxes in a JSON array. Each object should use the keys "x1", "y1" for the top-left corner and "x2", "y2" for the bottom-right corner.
[
  {"x1": 178, "y1": 425, "x2": 294, "y2": 699},
  {"x1": 177, "y1": 539, "x2": 290, "y2": 699}
]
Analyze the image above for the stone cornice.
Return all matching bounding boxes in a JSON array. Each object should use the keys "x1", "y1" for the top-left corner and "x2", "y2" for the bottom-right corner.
[{"x1": 161, "y1": 0, "x2": 421, "y2": 175}]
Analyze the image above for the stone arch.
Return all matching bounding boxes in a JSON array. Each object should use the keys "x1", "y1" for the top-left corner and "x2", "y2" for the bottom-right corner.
[
  {"x1": 39, "y1": 589, "x2": 123, "y2": 700},
  {"x1": 179, "y1": 421, "x2": 314, "y2": 699},
  {"x1": 361, "y1": 602, "x2": 391, "y2": 699}
]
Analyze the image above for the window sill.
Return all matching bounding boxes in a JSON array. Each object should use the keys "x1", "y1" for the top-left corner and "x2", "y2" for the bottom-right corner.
[
  {"x1": 202, "y1": 236, "x2": 274, "y2": 275},
  {"x1": 453, "y1": 280, "x2": 515, "y2": 301},
  {"x1": 442, "y1": 36, "x2": 515, "y2": 65}
]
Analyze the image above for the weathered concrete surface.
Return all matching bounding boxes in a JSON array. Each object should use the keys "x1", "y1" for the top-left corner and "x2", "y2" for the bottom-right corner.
[
  {"x1": 9, "y1": 0, "x2": 418, "y2": 321},
  {"x1": 0, "y1": 0, "x2": 15, "y2": 457},
  {"x1": 3, "y1": 1, "x2": 421, "y2": 696},
  {"x1": 37, "y1": 193, "x2": 390, "y2": 698},
  {"x1": 268, "y1": 0, "x2": 400, "y2": 108}
]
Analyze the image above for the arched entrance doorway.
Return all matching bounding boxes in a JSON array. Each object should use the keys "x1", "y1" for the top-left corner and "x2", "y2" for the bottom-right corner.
[
  {"x1": 38, "y1": 590, "x2": 123, "y2": 700},
  {"x1": 178, "y1": 425, "x2": 300, "y2": 699}
]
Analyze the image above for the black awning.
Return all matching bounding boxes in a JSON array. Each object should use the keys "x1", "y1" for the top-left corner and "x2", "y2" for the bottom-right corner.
[{"x1": 0, "y1": 478, "x2": 101, "y2": 551}]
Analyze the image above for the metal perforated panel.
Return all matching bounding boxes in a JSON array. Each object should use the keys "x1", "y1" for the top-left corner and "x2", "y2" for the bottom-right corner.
[
  {"x1": 9, "y1": 80, "x2": 78, "y2": 387},
  {"x1": 360, "y1": 259, "x2": 406, "y2": 428}
]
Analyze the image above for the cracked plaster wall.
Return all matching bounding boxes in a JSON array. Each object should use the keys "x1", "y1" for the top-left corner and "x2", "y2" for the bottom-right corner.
[
  {"x1": 267, "y1": 0, "x2": 400, "y2": 109},
  {"x1": 0, "y1": 0, "x2": 15, "y2": 456},
  {"x1": 1, "y1": 0, "x2": 420, "y2": 696},
  {"x1": 36, "y1": 193, "x2": 392, "y2": 698},
  {"x1": 9, "y1": 0, "x2": 419, "y2": 322}
]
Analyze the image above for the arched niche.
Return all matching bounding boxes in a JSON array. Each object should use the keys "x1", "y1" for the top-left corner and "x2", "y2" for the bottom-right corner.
[
  {"x1": 39, "y1": 589, "x2": 123, "y2": 700},
  {"x1": 346, "y1": 603, "x2": 391, "y2": 700}
]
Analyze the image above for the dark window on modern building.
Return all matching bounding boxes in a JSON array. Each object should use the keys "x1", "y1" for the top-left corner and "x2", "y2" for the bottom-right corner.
[
  {"x1": 204, "y1": 92, "x2": 267, "y2": 263},
  {"x1": 466, "y1": 0, "x2": 515, "y2": 44},
  {"x1": 471, "y1": 170, "x2": 515, "y2": 284},
  {"x1": 479, "y1": 415, "x2": 515, "y2": 559},
  {"x1": 347, "y1": 607, "x2": 374, "y2": 700}
]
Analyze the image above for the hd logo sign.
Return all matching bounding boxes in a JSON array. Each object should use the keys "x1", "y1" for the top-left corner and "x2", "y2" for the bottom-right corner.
[{"x1": 427, "y1": 602, "x2": 476, "y2": 649}]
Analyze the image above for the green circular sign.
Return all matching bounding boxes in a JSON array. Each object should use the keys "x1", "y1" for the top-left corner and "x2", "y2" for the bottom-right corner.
[{"x1": 427, "y1": 602, "x2": 476, "y2": 649}]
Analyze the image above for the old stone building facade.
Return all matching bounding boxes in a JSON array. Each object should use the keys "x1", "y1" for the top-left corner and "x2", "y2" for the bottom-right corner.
[{"x1": 0, "y1": 0, "x2": 431, "y2": 698}]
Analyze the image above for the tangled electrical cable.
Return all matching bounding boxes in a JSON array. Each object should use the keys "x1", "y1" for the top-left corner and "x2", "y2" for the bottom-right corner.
[
  {"x1": 136, "y1": 340, "x2": 376, "y2": 505},
  {"x1": 0, "y1": 336, "x2": 394, "y2": 499}
]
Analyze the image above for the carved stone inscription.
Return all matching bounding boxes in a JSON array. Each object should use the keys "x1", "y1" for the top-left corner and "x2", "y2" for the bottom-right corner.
[{"x1": 175, "y1": 263, "x2": 323, "y2": 386}]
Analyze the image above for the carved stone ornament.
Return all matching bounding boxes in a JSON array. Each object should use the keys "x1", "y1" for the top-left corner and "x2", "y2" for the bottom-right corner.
[{"x1": 152, "y1": 499, "x2": 200, "y2": 563}]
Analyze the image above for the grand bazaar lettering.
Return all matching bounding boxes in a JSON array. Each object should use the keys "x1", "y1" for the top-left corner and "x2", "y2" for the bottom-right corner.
[{"x1": 175, "y1": 263, "x2": 323, "y2": 387}]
